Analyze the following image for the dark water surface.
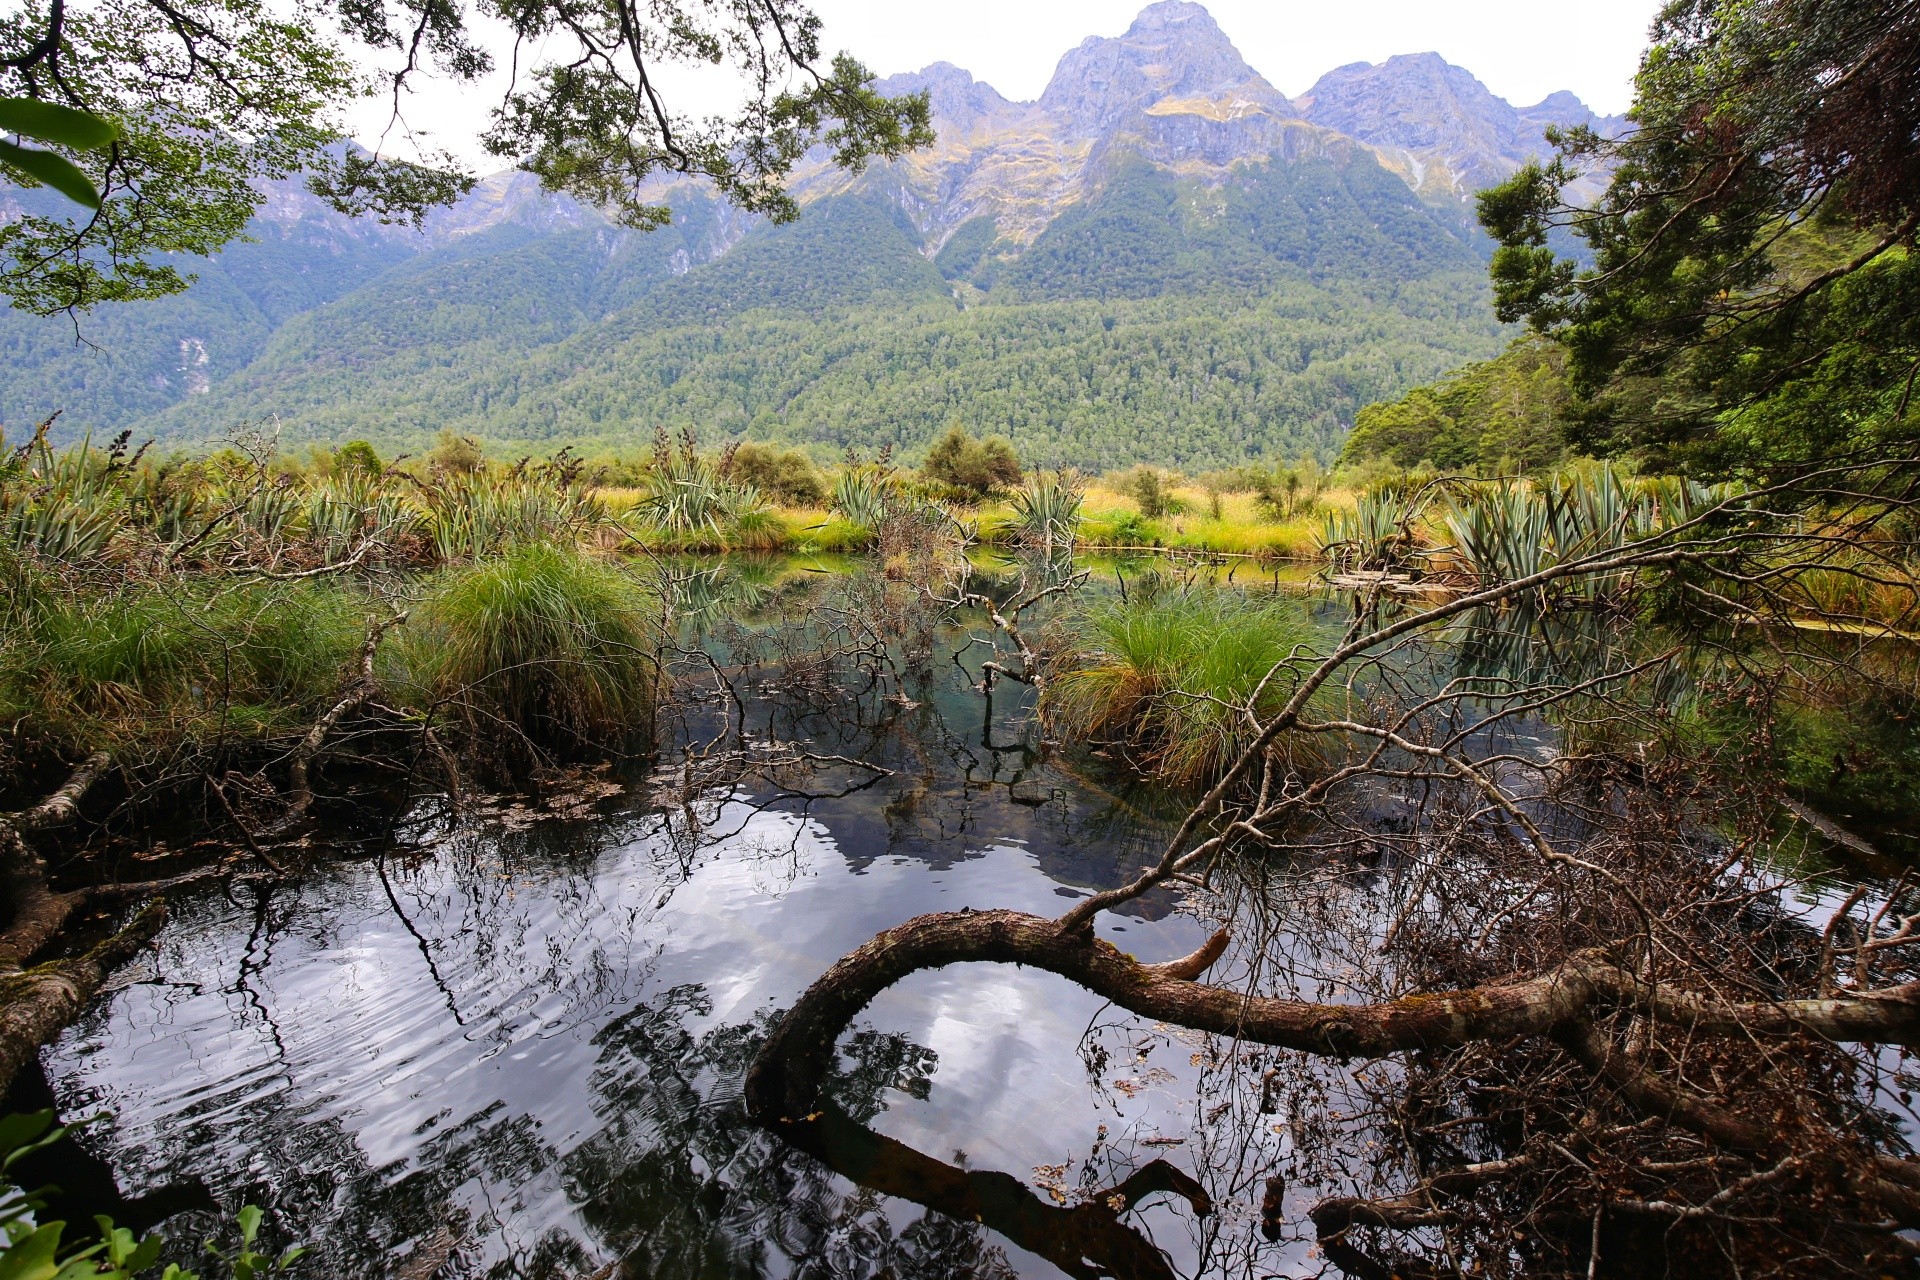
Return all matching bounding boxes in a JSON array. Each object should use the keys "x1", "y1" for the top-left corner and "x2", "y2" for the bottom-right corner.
[
  {"x1": 43, "y1": 567, "x2": 1307, "y2": 1279},
  {"x1": 50, "y1": 557, "x2": 1835, "y2": 1278}
]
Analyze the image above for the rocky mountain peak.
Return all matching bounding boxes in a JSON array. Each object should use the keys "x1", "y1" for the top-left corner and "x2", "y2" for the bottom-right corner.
[
  {"x1": 1299, "y1": 53, "x2": 1519, "y2": 152},
  {"x1": 876, "y1": 63, "x2": 1016, "y2": 139},
  {"x1": 1037, "y1": 0, "x2": 1296, "y2": 137},
  {"x1": 1295, "y1": 51, "x2": 1617, "y2": 200},
  {"x1": 1126, "y1": 0, "x2": 1220, "y2": 32}
]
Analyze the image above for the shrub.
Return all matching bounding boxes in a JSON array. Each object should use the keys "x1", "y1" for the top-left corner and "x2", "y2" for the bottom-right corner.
[
  {"x1": 1118, "y1": 466, "x2": 1182, "y2": 519},
  {"x1": 726, "y1": 442, "x2": 827, "y2": 506},
  {"x1": 921, "y1": 426, "x2": 1022, "y2": 500},
  {"x1": 334, "y1": 440, "x2": 384, "y2": 477},
  {"x1": 426, "y1": 427, "x2": 487, "y2": 478}
]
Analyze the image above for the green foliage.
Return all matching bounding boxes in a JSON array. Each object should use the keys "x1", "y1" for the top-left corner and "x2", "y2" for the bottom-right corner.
[
  {"x1": 994, "y1": 153, "x2": 1480, "y2": 300},
  {"x1": 1047, "y1": 587, "x2": 1323, "y2": 785},
  {"x1": 1080, "y1": 508, "x2": 1162, "y2": 549},
  {"x1": 1248, "y1": 458, "x2": 1326, "y2": 519},
  {"x1": 933, "y1": 216, "x2": 1001, "y2": 282},
  {"x1": 1, "y1": 1112, "x2": 297, "y2": 1280},
  {"x1": 1435, "y1": 466, "x2": 1728, "y2": 599},
  {"x1": 1009, "y1": 471, "x2": 1084, "y2": 551},
  {"x1": 420, "y1": 458, "x2": 609, "y2": 562},
  {"x1": 195, "y1": 1205, "x2": 303, "y2": 1280},
  {"x1": 1315, "y1": 490, "x2": 1424, "y2": 574},
  {"x1": 329, "y1": 441, "x2": 383, "y2": 477},
  {"x1": 1476, "y1": 0, "x2": 1920, "y2": 471},
  {"x1": 637, "y1": 430, "x2": 768, "y2": 548},
  {"x1": 0, "y1": 428, "x2": 130, "y2": 563},
  {"x1": 1342, "y1": 336, "x2": 1572, "y2": 472},
  {"x1": 0, "y1": 160, "x2": 1506, "y2": 470},
  {"x1": 829, "y1": 466, "x2": 893, "y2": 535},
  {"x1": 724, "y1": 442, "x2": 825, "y2": 506},
  {"x1": 426, "y1": 428, "x2": 486, "y2": 479},
  {"x1": 0, "y1": 97, "x2": 117, "y2": 211},
  {"x1": 920, "y1": 426, "x2": 1021, "y2": 499},
  {"x1": 0, "y1": 577, "x2": 364, "y2": 756},
  {"x1": 0, "y1": 0, "x2": 932, "y2": 312},
  {"x1": 1117, "y1": 466, "x2": 1180, "y2": 519},
  {"x1": 1768, "y1": 686, "x2": 1920, "y2": 832},
  {"x1": 406, "y1": 542, "x2": 658, "y2": 747}
]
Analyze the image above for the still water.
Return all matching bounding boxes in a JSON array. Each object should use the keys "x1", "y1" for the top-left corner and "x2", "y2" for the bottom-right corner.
[{"x1": 44, "y1": 565, "x2": 1314, "y2": 1278}]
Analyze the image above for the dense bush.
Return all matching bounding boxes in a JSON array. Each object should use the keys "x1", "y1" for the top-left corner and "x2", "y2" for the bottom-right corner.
[
  {"x1": 726, "y1": 441, "x2": 827, "y2": 506},
  {"x1": 920, "y1": 426, "x2": 1022, "y2": 500}
]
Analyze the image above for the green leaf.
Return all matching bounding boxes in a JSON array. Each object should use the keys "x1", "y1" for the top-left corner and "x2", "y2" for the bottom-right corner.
[
  {"x1": 0, "y1": 140, "x2": 99, "y2": 210},
  {"x1": 0, "y1": 1114, "x2": 58, "y2": 1173},
  {"x1": 124, "y1": 1234, "x2": 163, "y2": 1271},
  {"x1": 0, "y1": 1221, "x2": 66, "y2": 1280},
  {"x1": 0, "y1": 100, "x2": 117, "y2": 150},
  {"x1": 234, "y1": 1206, "x2": 261, "y2": 1248}
]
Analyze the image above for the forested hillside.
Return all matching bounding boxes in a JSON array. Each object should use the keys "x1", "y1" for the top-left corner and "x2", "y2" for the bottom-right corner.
[
  {"x1": 132, "y1": 154, "x2": 1499, "y2": 468},
  {"x1": 0, "y1": 1, "x2": 1612, "y2": 465}
]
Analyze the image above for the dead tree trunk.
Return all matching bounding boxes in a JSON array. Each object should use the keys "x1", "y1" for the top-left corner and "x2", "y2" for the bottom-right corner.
[{"x1": 0, "y1": 754, "x2": 173, "y2": 1093}]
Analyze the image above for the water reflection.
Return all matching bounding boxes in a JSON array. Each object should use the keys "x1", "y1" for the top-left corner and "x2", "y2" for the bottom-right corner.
[{"x1": 46, "y1": 579, "x2": 1237, "y2": 1276}]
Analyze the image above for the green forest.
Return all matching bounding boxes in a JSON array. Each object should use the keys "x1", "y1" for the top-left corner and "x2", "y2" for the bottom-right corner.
[{"x1": 0, "y1": 151, "x2": 1500, "y2": 469}]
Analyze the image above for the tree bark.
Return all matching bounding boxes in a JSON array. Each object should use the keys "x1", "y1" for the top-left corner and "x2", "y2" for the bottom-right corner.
[
  {"x1": 0, "y1": 901, "x2": 165, "y2": 1094},
  {"x1": 746, "y1": 907, "x2": 1920, "y2": 1246}
]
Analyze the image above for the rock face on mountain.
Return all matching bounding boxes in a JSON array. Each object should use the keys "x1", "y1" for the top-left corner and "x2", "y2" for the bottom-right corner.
[
  {"x1": 831, "y1": 3, "x2": 1371, "y2": 251},
  {"x1": 1298, "y1": 52, "x2": 1628, "y2": 202},
  {"x1": 1039, "y1": 0, "x2": 1297, "y2": 136},
  {"x1": 809, "y1": 5, "x2": 1621, "y2": 255}
]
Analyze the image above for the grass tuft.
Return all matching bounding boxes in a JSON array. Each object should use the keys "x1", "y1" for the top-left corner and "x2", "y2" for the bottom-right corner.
[
  {"x1": 405, "y1": 543, "x2": 659, "y2": 748},
  {"x1": 1045, "y1": 588, "x2": 1326, "y2": 786}
]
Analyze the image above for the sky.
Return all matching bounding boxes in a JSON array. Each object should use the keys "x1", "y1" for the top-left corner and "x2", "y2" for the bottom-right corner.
[
  {"x1": 807, "y1": 0, "x2": 1664, "y2": 112},
  {"x1": 348, "y1": 0, "x2": 1665, "y2": 170}
]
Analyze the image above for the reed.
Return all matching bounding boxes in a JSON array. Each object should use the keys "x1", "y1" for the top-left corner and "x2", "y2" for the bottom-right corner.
[{"x1": 0, "y1": 576, "x2": 364, "y2": 754}]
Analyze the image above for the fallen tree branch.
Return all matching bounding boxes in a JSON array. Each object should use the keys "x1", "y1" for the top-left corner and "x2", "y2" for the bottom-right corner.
[
  {"x1": 1, "y1": 752, "x2": 114, "y2": 971},
  {"x1": 745, "y1": 910, "x2": 1920, "y2": 1232},
  {"x1": 258, "y1": 610, "x2": 408, "y2": 841},
  {"x1": 0, "y1": 900, "x2": 166, "y2": 1094}
]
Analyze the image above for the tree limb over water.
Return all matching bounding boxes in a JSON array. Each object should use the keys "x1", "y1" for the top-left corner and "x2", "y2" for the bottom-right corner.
[{"x1": 749, "y1": 461, "x2": 1920, "y2": 1277}]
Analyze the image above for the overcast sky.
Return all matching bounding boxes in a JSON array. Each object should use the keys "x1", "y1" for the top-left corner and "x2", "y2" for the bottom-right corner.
[
  {"x1": 349, "y1": 0, "x2": 1665, "y2": 169},
  {"x1": 809, "y1": 0, "x2": 1663, "y2": 111}
]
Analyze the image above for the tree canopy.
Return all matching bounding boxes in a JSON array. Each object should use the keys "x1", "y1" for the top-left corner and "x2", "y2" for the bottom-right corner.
[
  {"x1": 1478, "y1": 0, "x2": 1920, "y2": 473},
  {"x1": 0, "y1": 0, "x2": 932, "y2": 314}
]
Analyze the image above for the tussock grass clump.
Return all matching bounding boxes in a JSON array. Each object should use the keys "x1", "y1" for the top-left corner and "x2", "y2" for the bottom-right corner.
[
  {"x1": 0, "y1": 575, "x2": 364, "y2": 755},
  {"x1": 407, "y1": 543, "x2": 659, "y2": 748},
  {"x1": 1045, "y1": 588, "x2": 1325, "y2": 786}
]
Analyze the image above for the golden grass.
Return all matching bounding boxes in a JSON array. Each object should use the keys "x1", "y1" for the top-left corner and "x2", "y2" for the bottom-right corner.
[{"x1": 591, "y1": 481, "x2": 1333, "y2": 560}]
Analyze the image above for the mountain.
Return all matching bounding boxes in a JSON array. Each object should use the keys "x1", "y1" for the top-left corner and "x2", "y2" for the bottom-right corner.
[
  {"x1": 0, "y1": 2, "x2": 1621, "y2": 468},
  {"x1": 1298, "y1": 52, "x2": 1628, "y2": 203}
]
